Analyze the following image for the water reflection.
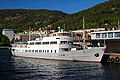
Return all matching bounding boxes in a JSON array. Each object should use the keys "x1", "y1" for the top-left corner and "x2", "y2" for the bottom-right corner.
[
  {"x1": 1, "y1": 55, "x2": 120, "y2": 80},
  {"x1": 0, "y1": 57, "x2": 105, "y2": 80},
  {"x1": 102, "y1": 63, "x2": 120, "y2": 80}
]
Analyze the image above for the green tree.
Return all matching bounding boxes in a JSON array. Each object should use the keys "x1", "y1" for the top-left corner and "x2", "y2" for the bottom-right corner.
[
  {"x1": 1, "y1": 35, "x2": 10, "y2": 46},
  {"x1": 0, "y1": 35, "x2": 2, "y2": 46}
]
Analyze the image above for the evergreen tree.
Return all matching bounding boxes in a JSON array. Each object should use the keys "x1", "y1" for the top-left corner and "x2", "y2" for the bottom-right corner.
[{"x1": 1, "y1": 35, "x2": 10, "y2": 46}]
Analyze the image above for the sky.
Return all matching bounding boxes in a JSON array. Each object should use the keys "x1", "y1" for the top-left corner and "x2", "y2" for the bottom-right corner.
[{"x1": 0, "y1": 0, "x2": 108, "y2": 14}]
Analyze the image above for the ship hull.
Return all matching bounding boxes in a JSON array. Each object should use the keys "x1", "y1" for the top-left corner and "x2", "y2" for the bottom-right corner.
[{"x1": 11, "y1": 47, "x2": 105, "y2": 63}]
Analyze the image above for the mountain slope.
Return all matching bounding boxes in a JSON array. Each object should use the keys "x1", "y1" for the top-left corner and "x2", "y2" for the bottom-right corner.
[
  {"x1": 0, "y1": 9, "x2": 67, "y2": 32},
  {"x1": 52, "y1": 0, "x2": 120, "y2": 30}
]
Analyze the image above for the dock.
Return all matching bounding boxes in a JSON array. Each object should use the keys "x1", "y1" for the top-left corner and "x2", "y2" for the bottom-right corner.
[{"x1": 102, "y1": 53, "x2": 120, "y2": 63}]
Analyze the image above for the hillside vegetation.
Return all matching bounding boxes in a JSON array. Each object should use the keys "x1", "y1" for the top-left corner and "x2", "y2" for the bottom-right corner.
[
  {"x1": 0, "y1": 9, "x2": 67, "y2": 33},
  {"x1": 52, "y1": 0, "x2": 120, "y2": 30},
  {"x1": 0, "y1": 0, "x2": 120, "y2": 32}
]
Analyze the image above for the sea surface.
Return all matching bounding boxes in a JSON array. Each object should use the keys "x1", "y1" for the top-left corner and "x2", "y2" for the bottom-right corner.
[{"x1": 0, "y1": 50, "x2": 120, "y2": 80}]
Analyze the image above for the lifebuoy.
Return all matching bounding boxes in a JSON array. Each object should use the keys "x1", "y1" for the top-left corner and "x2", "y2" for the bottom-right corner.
[
  {"x1": 110, "y1": 58, "x2": 114, "y2": 63},
  {"x1": 115, "y1": 57, "x2": 119, "y2": 63},
  {"x1": 107, "y1": 57, "x2": 110, "y2": 61},
  {"x1": 95, "y1": 53, "x2": 99, "y2": 57}
]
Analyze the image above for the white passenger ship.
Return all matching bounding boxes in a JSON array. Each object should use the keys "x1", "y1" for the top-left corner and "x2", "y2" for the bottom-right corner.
[{"x1": 11, "y1": 30, "x2": 105, "y2": 63}]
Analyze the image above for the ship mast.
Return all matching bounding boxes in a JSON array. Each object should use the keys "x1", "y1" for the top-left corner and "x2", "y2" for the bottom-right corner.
[{"x1": 83, "y1": 17, "x2": 85, "y2": 49}]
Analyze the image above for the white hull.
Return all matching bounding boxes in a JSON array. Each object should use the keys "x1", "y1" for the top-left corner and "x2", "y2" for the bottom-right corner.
[{"x1": 11, "y1": 47, "x2": 105, "y2": 62}]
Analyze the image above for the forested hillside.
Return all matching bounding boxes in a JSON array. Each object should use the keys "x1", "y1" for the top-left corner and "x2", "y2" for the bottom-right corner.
[
  {"x1": 0, "y1": 0, "x2": 120, "y2": 32},
  {"x1": 52, "y1": 0, "x2": 120, "y2": 30},
  {"x1": 0, "y1": 9, "x2": 67, "y2": 33}
]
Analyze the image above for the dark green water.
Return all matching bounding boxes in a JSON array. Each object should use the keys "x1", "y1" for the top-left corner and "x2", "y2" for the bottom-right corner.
[{"x1": 0, "y1": 50, "x2": 120, "y2": 80}]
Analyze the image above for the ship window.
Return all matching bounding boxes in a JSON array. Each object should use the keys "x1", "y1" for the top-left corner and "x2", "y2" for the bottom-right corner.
[
  {"x1": 53, "y1": 34, "x2": 56, "y2": 36},
  {"x1": 68, "y1": 41, "x2": 73, "y2": 44},
  {"x1": 35, "y1": 50, "x2": 38, "y2": 52},
  {"x1": 32, "y1": 50, "x2": 34, "y2": 52},
  {"x1": 26, "y1": 43, "x2": 29, "y2": 45},
  {"x1": 65, "y1": 48, "x2": 69, "y2": 51},
  {"x1": 28, "y1": 50, "x2": 31, "y2": 52},
  {"x1": 50, "y1": 41, "x2": 57, "y2": 44},
  {"x1": 60, "y1": 41, "x2": 67, "y2": 44},
  {"x1": 63, "y1": 33, "x2": 65, "y2": 36},
  {"x1": 67, "y1": 33, "x2": 70, "y2": 36},
  {"x1": 56, "y1": 38, "x2": 60, "y2": 39},
  {"x1": 96, "y1": 33, "x2": 100, "y2": 38},
  {"x1": 42, "y1": 42, "x2": 49, "y2": 44},
  {"x1": 55, "y1": 50, "x2": 56, "y2": 53},
  {"x1": 25, "y1": 50, "x2": 27, "y2": 52},
  {"x1": 61, "y1": 33, "x2": 63, "y2": 36},
  {"x1": 102, "y1": 33, "x2": 107, "y2": 38},
  {"x1": 51, "y1": 50, "x2": 52, "y2": 53},
  {"x1": 45, "y1": 50, "x2": 46, "y2": 53},
  {"x1": 43, "y1": 50, "x2": 44, "y2": 53},
  {"x1": 108, "y1": 32, "x2": 113, "y2": 38},
  {"x1": 115, "y1": 32, "x2": 120, "y2": 37},
  {"x1": 39, "y1": 50, "x2": 42, "y2": 52},
  {"x1": 63, "y1": 54, "x2": 65, "y2": 56},
  {"x1": 29, "y1": 42, "x2": 34, "y2": 45},
  {"x1": 35, "y1": 42, "x2": 41, "y2": 45}
]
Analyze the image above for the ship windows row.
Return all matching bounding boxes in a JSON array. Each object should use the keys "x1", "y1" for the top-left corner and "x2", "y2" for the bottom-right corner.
[
  {"x1": 28, "y1": 41, "x2": 57, "y2": 45},
  {"x1": 28, "y1": 41, "x2": 73, "y2": 45},
  {"x1": 15, "y1": 49, "x2": 57, "y2": 53}
]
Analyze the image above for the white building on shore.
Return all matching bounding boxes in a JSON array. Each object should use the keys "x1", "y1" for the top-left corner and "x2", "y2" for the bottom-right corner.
[{"x1": 2, "y1": 29, "x2": 14, "y2": 42}]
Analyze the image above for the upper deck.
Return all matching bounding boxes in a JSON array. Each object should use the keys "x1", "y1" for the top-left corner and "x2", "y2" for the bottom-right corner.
[
  {"x1": 12, "y1": 30, "x2": 73, "y2": 50},
  {"x1": 27, "y1": 32, "x2": 73, "y2": 45}
]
